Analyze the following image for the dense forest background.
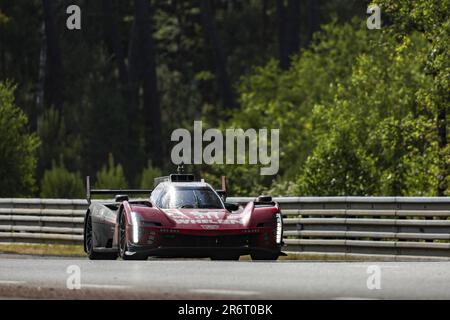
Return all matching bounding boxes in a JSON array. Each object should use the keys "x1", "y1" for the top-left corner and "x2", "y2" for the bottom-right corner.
[{"x1": 0, "y1": 0, "x2": 448, "y2": 197}]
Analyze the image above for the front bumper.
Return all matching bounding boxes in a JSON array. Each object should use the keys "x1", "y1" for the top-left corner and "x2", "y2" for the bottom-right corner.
[
  {"x1": 127, "y1": 243, "x2": 284, "y2": 258},
  {"x1": 127, "y1": 227, "x2": 283, "y2": 258}
]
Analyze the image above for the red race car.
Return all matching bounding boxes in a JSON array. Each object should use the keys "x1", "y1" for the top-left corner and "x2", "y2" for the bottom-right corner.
[{"x1": 83, "y1": 172, "x2": 284, "y2": 261}]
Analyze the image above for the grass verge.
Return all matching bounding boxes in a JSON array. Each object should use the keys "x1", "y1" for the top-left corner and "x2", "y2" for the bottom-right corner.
[
  {"x1": 0, "y1": 244, "x2": 403, "y2": 261},
  {"x1": 0, "y1": 243, "x2": 85, "y2": 257}
]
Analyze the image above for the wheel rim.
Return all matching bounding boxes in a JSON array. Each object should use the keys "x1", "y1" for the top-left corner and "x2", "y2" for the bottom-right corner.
[
  {"x1": 86, "y1": 215, "x2": 93, "y2": 253},
  {"x1": 119, "y1": 214, "x2": 126, "y2": 256}
]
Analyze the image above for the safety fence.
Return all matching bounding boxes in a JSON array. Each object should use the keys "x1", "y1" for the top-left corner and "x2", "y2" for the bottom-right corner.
[
  {"x1": 234, "y1": 197, "x2": 450, "y2": 260},
  {"x1": 0, "y1": 197, "x2": 449, "y2": 260}
]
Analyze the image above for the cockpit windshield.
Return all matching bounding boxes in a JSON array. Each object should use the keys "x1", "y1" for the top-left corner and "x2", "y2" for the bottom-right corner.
[{"x1": 159, "y1": 186, "x2": 224, "y2": 209}]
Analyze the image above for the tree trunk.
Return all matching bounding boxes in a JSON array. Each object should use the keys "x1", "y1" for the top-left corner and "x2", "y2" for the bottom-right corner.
[
  {"x1": 276, "y1": 0, "x2": 289, "y2": 70},
  {"x1": 286, "y1": 0, "x2": 301, "y2": 58},
  {"x1": 36, "y1": 22, "x2": 46, "y2": 132},
  {"x1": 200, "y1": 0, "x2": 236, "y2": 109},
  {"x1": 437, "y1": 106, "x2": 448, "y2": 196},
  {"x1": 125, "y1": 5, "x2": 143, "y2": 180},
  {"x1": 277, "y1": 0, "x2": 301, "y2": 70},
  {"x1": 133, "y1": 0, "x2": 162, "y2": 167},
  {"x1": 307, "y1": 0, "x2": 320, "y2": 44},
  {"x1": 0, "y1": 20, "x2": 5, "y2": 78},
  {"x1": 261, "y1": 0, "x2": 269, "y2": 47},
  {"x1": 102, "y1": 0, "x2": 128, "y2": 88},
  {"x1": 127, "y1": 0, "x2": 162, "y2": 174},
  {"x1": 42, "y1": 0, "x2": 63, "y2": 113}
]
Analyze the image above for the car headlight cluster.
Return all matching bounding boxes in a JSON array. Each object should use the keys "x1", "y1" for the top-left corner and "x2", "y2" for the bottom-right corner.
[
  {"x1": 130, "y1": 212, "x2": 162, "y2": 244},
  {"x1": 147, "y1": 231, "x2": 156, "y2": 245},
  {"x1": 130, "y1": 211, "x2": 140, "y2": 244},
  {"x1": 160, "y1": 228, "x2": 180, "y2": 233},
  {"x1": 275, "y1": 213, "x2": 283, "y2": 244},
  {"x1": 241, "y1": 229, "x2": 259, "y2": 233}
]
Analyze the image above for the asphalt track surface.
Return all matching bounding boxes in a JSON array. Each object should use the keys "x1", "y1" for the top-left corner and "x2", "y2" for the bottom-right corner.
[{"x1": 0, "y1": 254, "x2": 450, "y2": 299}]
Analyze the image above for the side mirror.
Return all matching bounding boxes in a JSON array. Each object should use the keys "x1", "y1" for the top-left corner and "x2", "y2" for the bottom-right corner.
[
  {"x1": 224, "y1": 202, "x2": 239, "y2": 212},
  {"x1": 115, "y1": 195, "x2": 129, "y2": 202},
  {"x1": 216, "y1": 190, "x2": 227, "y2": 202}
]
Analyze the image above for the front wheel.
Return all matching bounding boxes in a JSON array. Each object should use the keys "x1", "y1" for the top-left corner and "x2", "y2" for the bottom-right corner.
[
  {"x1": 85, "y1": 213, "x2": 117, "y2": 260},
  {"x1": 118, "y1": 212, "x2": 147, "y2": 261}
]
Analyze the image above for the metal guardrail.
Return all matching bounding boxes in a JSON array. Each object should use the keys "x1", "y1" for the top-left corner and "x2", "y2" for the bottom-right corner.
[
  {"x1": 0, "y1": 199, "x2": 86, "y2": 244},
  {"x1": 0, "y1": 197, "x2": 449, "y2": 260}
]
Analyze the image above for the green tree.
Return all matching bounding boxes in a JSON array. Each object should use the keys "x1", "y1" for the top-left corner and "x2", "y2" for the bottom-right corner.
[
  {"x1": 37, "y1": 107, "x2": 82, "y2": 180},
  {"x1": 139, "y1": 161, "x2": 162, "y2": 189},
  {"x1": 214, "y1": 20, "x2": 375, "y2": 195},
  {"x1": 0, "y1": 82, "x2": 39, "y2": 197},
  {"x1": 298, "y1": 31, "x2": 437, "y2": 196},
  {"x1": 377, "y1": 0, "x2": 449, "y2": 195},
  {"x1": 298, "y1": 128, "x2": 377, "y2": 196},
  {"x1": 216, "y1": 18, "x2": 441, "y2": 196},
  {"x1": 95, "y1": 154, "x2": 128, "y2": 189},
  {"x1": 40, "y1": 160, "x2": 84, "y2": 198}
]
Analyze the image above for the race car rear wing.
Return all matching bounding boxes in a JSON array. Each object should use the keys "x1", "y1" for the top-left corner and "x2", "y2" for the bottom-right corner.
[
  {"x1": 154, "y1": 173, "x2": 196, "y2": 187},
  {"x1": 86, "y1": 176, "x2": 152, "y2": 204}
]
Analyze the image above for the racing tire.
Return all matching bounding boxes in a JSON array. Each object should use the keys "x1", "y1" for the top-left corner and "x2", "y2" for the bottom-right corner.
[
  {"x1": 251, "y1": 252, "x2": 280, "y2": 261},
  {"x1": 85, "y1": 213, "x2": 118, "y2": 260},
  {"x1": 118, "y1": 212, "x2": 148, "y2": 261}
]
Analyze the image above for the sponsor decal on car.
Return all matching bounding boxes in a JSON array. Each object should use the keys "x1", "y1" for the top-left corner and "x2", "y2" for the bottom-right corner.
[
  {"x1": 163, "y1": 209, "x2": 243, "y2": 225},
  {"x1": 201, "y1": 225, "x2": 220, "y2": 230},
  {"x1": 174, "y1": 219, "x2": 243, "y2": 225}
]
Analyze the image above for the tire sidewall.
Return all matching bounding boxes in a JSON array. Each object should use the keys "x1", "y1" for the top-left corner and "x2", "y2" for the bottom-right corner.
[
  {"x1": 85, "y1": 214, "x2": 96, "y2": 259},
  {"x1": 119, "y1": 212, "x2": 127, "y2": 259}
]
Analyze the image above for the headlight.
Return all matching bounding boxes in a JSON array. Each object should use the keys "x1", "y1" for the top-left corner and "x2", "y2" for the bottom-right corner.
[
  {"x1": 275, "y1": 213, "x2": 283, "y2": 244},
  {"x1": 130, "y1": 211, "x2": 140, "y2": 244}
]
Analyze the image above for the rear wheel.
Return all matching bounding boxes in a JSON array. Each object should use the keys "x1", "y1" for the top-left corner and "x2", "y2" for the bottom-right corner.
[
  {"x1": 85, "y1": 214, "x2": 117, "y2": 260},
  {"x1": 118, "y1": 212, "x2": 147, "y2": 261}
]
